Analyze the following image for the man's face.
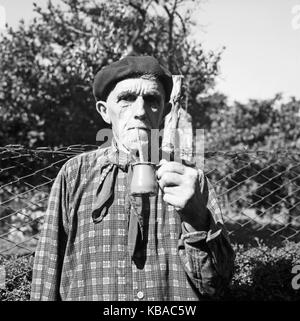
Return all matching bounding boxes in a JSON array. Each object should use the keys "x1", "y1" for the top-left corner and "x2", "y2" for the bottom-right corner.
[{"x1": 97, "y1": 77, "x2": 167, "y2": 153}]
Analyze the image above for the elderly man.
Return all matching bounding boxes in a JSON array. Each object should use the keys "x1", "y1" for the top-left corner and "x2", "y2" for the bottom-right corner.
[{"x1": 31, "y1": 55, "x2": 234, "y2": 301}]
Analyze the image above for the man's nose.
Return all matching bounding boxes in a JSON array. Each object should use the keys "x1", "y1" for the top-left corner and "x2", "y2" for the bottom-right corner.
[{"x1": 133, "y1": 96, "x2": 146, "y2": 119}]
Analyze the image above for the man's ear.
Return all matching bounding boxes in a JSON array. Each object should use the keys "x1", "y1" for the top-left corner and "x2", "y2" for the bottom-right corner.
[{"x1": 96, "y1": 101, "x2": 111, "y2": 124}]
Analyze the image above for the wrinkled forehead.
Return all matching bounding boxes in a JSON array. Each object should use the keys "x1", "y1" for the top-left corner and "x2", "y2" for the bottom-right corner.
[{"x1": 107, "y1": 76, "x2": 166, "y2": 100}]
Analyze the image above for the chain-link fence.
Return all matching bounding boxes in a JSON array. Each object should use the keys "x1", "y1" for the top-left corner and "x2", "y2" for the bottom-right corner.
[{"x1": 1, "y1": 145, "x2": 300, "y2": 258}]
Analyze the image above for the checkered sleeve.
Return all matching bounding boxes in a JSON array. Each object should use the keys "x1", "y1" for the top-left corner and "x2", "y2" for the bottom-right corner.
[
  {"x1": 30, "y1": 165, "x2": 69, "y2": 301},
  {"x1": 178, "y1": 172, "x2": 235, "y2": 297}
]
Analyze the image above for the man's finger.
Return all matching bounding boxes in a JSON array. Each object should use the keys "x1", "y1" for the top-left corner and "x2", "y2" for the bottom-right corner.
[
  {"x1": 162, "y1": 193, "x2": 184, "y2": 209},
  {"x1": 158, "y1": 172, "x2": 182, "y2": 189},
  {"x1": 157, "y1": 161, "x2": 185, "y2": 179},
  {"x1": 162, "y1": 186, "x2": 182, "y2": 195}
]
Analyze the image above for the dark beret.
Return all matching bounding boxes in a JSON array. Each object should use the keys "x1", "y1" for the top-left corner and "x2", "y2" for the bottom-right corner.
[{"x1": 93, "y1": 55, "x2": 173, "y2": 102}]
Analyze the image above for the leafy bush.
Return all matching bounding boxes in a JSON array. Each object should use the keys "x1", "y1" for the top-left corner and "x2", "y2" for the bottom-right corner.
[
  {"x1": 0, "y1": 254, "x2": 33, "y2": 301},
  {"x1": 0, "y1": 241, "x2": 299, "y2": 301},
  {"x1": 225, "y1": 241, "x2": 300, "y2": 301}
]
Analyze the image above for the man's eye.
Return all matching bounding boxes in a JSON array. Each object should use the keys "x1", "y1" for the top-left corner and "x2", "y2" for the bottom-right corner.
[
  {"x1": 144, "y1": 95, "x2": 160, "y2": 105},
  {"x1": 119, "y1": 94, "x2": 136, "y2": 102}
]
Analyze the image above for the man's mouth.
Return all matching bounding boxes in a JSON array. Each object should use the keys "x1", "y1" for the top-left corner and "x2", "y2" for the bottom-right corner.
[{"x1": 127, "y1": 127, "x2": 150, "y2": 131}]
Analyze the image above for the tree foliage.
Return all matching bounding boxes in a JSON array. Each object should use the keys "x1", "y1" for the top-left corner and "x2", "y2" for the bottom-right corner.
[
  {"x1": 203, "y1": 94, "x2": 300, "y2": 220},
  {"x1": 0, "y1": 0, "x2": 221, "y2": 147},
  {"x1": 204, "y1": 94, "x2": 300, "y2": 151}
]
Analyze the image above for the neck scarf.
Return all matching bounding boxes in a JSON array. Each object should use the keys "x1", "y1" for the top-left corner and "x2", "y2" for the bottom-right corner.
[{"x1": 91, "y1": 142, "x2": 147, "y2": 261}]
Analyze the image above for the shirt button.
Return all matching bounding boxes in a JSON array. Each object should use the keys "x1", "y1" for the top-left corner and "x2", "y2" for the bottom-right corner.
[{"x1": 137, "y1": 291, "x2": 144, "y2": 299}]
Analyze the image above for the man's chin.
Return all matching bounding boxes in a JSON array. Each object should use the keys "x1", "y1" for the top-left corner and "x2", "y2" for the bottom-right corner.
[
  {"x1": 124, "y1": 141, "x2": 148, "y2": 156},
  {"x1": 124, "y1": 142, "x2": 140, "y2": 153},
  {"x1": 114, "y1": 139, "x2": 136, "y2": 152}
]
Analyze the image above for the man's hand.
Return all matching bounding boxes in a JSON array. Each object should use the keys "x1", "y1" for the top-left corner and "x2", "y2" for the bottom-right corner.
[{"x1": 156, "y1": 160, "x2": 210, "y2": 232}]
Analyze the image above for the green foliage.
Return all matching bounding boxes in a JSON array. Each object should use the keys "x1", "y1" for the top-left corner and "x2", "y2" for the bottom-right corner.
[
  {"x1": 204, "y1": 95, "x2": 300, "y2": 151},
  {"x1": 202, "y1": 95, "x2": 300, "y2": 219},
  {"x1": 227, "y1": 241, "x2": 300, "y2": 301},
  {"x1": 0, "y1": 0, "x2": 220, "y2": 147},
  {"x1": 0, "y1": 254, "x2": 33, "y2": 301}
]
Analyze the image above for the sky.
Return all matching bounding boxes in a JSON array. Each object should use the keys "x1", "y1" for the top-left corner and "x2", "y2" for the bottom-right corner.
[
  {"x1": 0, "y1": 0, "x2": 299, "y2": 104},
  {"x1": 194, "y1": 0, "x2": 300, "y2": 103}
]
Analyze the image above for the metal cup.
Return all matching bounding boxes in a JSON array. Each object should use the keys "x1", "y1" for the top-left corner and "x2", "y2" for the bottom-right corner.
[{"x1": 130, "y1": 162, "x2": 157, "y2": 196}]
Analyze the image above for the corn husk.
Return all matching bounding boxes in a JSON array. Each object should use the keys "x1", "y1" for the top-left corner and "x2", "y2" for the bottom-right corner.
[{"x1": 162, "y1": 75, "x2": 193, "y2": 163}]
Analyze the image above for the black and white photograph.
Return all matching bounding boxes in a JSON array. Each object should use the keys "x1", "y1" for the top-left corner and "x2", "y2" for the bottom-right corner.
[{"x1": 0, "y1": 0, "x2": 299, "y2": 307}]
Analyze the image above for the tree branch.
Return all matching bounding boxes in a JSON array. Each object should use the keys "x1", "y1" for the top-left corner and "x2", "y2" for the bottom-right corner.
[
  {"x1": 63, "y1": 24, "x2": 92, "y2": 36},
  {"x1": 163, "y1": 0, "x2": 178, "y2": 73},
  {"x1": 174, "y1": 11, "x2": 186, "y2": 35},
  {"x1": 129, "y1": 0, "x2": 146, "y2": 19}
]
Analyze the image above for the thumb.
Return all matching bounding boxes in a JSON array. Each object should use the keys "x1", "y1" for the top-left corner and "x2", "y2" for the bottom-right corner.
[{"x1": 158, "y1": 159, "x2": 168, "y2": 166}]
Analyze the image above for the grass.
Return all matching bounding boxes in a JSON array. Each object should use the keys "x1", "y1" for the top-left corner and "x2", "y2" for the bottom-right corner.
[{"x1": 0, "y1": 241, "x2": 299, "y2": 301}]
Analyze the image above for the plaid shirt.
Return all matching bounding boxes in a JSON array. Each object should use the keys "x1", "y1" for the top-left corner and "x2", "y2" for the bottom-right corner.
[{"x1": 31, "y1": 146, "x2": 235, "y2": 301}]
